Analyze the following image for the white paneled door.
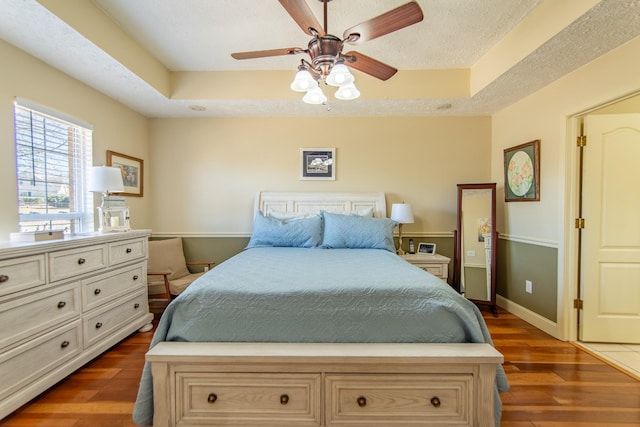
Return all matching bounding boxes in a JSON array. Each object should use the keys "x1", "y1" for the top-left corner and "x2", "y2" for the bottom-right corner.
[
  {"x1": 580, "y1": 114, "x2": 640, "y2": 343},
  {"x1": 581, "y1": 113, "x2": 640, "y2": 343}
]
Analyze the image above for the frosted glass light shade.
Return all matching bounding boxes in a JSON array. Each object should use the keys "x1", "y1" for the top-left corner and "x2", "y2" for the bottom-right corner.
[
  {"x1": 89, "y1": 166, "x2": 124, "y2": 193},
  {"x1": 335, "y1": 83, "x2": 360, "y2": 100},
  {"x1": 326, "y1": 63, "x2": 354, "y2": 87},
  {"x1": 390, "y1": 203, "x2": 414, "y2": 224},
  {"x1": 290, "y1": 69, "x2": 317, "y2": 92},
  {"x1": 302, "y1": 86, "x2": 327, "y2": 104}
]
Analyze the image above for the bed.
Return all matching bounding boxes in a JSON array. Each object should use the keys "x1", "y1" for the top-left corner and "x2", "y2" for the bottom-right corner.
[{"x1": 133, "y1": 192, "x2": 509, "y2": 427}]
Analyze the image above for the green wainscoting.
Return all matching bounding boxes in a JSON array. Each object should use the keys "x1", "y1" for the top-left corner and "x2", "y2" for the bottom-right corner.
[{"x1": 497, "y1": 238, "x2": 558, "y2": 322}]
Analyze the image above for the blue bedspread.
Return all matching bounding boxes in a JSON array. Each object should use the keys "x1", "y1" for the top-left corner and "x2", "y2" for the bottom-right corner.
[{"x1": 133, "y1": 247, "x2": 509, "y2": 426}]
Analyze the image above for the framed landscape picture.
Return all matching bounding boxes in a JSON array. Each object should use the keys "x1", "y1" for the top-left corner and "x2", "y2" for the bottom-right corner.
[{"x1": 107, "y1": 150, "x2": 144, "y2": 197}]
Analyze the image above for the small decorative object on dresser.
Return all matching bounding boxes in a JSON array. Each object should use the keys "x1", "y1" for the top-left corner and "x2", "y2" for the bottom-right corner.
[{"x1": 400, "y1": 252, "x2": 451, "y2": 282}]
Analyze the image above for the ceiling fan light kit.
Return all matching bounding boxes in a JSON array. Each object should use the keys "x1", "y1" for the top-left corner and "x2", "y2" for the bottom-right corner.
[
  {"x1": 232, "y1": 0, "x2": 424, "y2": 105},
  {"x1": 290, "y1": 67, "x2": 317, "y2": 92},
  {"x1": 302, "y1": 85, "x2": 328, "y2": 104},
  {"x1": 335, "y1": 83, "x2": 360, "y2": 100}
]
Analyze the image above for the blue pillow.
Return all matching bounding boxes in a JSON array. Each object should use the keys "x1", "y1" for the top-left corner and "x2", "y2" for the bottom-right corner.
[
  {"x1": 321, "y1": 211, "x2": 397, "y2": 252},
  {"x1": 246, "y1": 211, "x2": 323, "y2": 248}
]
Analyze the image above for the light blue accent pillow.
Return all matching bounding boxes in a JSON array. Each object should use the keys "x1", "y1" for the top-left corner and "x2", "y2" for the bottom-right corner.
[
  {"x1": 321, "y1": 211, "x2": 398, "y2": 252},
  {"x1": 246, "y1": 211, "x2": 323, "y2": 248}
]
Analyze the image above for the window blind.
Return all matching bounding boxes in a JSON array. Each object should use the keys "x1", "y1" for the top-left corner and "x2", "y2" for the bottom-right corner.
[{"x1": 14, "y1": 101, "x2": 94, "y2": 234}]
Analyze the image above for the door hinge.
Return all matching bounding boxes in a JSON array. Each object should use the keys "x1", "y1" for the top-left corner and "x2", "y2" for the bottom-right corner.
[
  {"x1": 573, "y1": 299, "x2": 583, "y2": 310},
  {"x1": 577, "y1": 135, "x2": 587, "y2": 147},
  {"x1": 575, "y1": 218, "x2": 585, "y2": 229}
]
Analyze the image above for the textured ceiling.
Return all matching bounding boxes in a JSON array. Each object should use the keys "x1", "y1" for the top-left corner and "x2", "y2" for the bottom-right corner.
[{"x1": 1, "y1": 0, "x2": 639, "y2": 117}]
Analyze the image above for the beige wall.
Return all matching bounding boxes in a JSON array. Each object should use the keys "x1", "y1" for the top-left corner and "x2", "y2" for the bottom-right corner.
[
  {"x1": 493, "y1": 35, "x2": 640, "y2": 243},
  {"x1": 148, "y1": 116, "x2": 491, "y2": 236},
  {"x1": 492, "y1": 35, "x2": 640, "y2": 336},
  {"x1": 0, "y1": 40, "x2": 150, "y2": 239}
]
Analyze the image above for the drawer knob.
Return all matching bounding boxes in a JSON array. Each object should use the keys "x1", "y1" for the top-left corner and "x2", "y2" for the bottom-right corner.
[
  {"x1": 207, "y1": 393, "x2": 217, "y2": 404},
  {"x1": 95, "y1": 322, "x2": 103, "y2": 329},
  {"x1": 60, "y1": 340, "x2": 70, "y2": 348},
  {"x1": 280, "y1": 394, "x2": 289, "y2": 405},
  {"x1": 126, "y1": 248, "x2": 132, "y2": 253},
  {"x1": 134, "y1": 303, "x2": 140, "y2": 309},
  {"x1": 133, "y1": 275, "x2": 139, "y2": 281},
  {"x1": 357, "y1": 396, "x2": 367, "y2": 407},
  {"x1": 57, "y1": 301, "x2": 66, "y2": 309},
  {"x1": 430, "y1": 396, "x2": 441, "y2": 408},
  {"x1": 0, "y1": 274, "x2": 8, "y2": 283},
  {"x1": 77, "y1": 258, "x2": 86, "y2": 265},
  {"x1": 94, "y1": 288, "x2": 101, "y2": 295}
]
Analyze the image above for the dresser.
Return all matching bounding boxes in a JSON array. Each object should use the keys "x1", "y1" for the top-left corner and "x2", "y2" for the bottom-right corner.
[
  {"x1": 0, "y1": 230, "x2": 153, "y2": 419},
  {"x1": 147, "y1": 342, "x2": 503, "y2": 427},
  {"x1": 400, "y1": 253, "x2": 451, "y2": 282}
]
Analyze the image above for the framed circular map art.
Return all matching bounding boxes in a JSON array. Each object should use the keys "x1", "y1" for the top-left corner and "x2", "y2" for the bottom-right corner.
[{"x1": 503, "y1": 139, "x2": 540, "y2": 202}]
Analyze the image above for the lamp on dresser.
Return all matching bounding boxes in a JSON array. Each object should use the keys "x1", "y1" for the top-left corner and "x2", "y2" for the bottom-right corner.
[
  {"x1": 88, "y1": 166, "x2": 130, "y2": 233},
  {"x1": 390, "y1": 203, "x2": 414, "y2": 255}
]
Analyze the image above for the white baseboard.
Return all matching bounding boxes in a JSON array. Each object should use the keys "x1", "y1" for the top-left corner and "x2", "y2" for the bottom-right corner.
[{"x1": 496, "y1": 295, "x2": 560, "y2": 339}]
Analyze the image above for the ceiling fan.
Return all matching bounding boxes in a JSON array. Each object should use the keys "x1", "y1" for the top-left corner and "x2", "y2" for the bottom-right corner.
[{"x1": 231, "y1": 0, "x2": 424, "y2": 102}]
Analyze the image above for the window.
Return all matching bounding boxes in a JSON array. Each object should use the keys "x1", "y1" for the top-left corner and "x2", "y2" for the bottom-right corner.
[{"x1": 14, "y1": 100, "x2": 94, "y2": 234}]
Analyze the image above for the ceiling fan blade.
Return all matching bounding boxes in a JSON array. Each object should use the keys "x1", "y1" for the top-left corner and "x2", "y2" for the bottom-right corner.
[
  {"x1": 343, "y1": 1, "x2": 423, "y2": 45},
  {"x1": 344, "y1": 51, "x2": 397, "y2": 81},
  {"x1": 231, "y1": 47, "x2": 304, "y2": 60},
  {"x1": 278, "y1": 0, "x2": 325, "y2": 36}
]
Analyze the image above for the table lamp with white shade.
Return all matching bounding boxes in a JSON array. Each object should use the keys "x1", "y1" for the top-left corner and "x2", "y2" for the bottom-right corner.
[
  {"x1": 390, "y1": 203, "x2": 414, "y2": 255},
  {"x1": 88, "y1": 166, "x2": 130, "y2": 232}
]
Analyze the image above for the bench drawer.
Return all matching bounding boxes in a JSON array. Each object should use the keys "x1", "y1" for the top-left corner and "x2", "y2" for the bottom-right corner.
[
  {"x1": 326, "y1": 373, "x2": 473, "y2": 426},
  {"x1": 177, "y1": 373, "x2": 321, "y2": 426}
]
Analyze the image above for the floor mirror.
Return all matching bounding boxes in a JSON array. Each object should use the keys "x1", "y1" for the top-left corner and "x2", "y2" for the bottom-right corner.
[{"x1": 453, "y1": 183, "x2": 498, "y2": 316}]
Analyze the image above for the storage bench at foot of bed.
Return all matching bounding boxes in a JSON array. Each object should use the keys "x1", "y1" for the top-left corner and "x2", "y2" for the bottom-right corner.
[{"x1": 146, "y1": 342, "x2": 503, "y2": 427}]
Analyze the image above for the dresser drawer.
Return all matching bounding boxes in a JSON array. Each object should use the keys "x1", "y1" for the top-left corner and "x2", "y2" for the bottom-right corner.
[
  {"x1": 326, "y1": 373, "x2": 473, "y2": 426},
  {"x1": 176, "y1": 373, "x2": 321, "y2": 426},
  {"x1": 0, "y1": 283, "x2": 81, "y2": 350},
  {"x1": 109, "y1": 237, "x2": 146, "y2": 266},
  {"x1": 0, "y1": 320, "x2": 82, "y2": 401},
  {"x1": 82, "y1": 263, "x2": 145, "y2": 311},
  {"x1": 0, "y1": 255, "x2": 46, "y2": 296},
  {"x1": 49, "y1": 244, "x2": 108, "y2": 282},
  {"x1": 83, "y1": 290, "x2": 148, "y2": 348}
]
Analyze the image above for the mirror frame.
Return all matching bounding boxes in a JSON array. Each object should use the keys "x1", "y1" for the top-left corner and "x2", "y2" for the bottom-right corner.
[{"x1": 453, "y1": 183, "x2": 497, "y2": 316}]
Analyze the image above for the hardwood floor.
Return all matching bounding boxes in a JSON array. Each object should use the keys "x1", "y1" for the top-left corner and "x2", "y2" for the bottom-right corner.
[{"x1": 1, "y1": 308, "x2": 639, "y2": 426}]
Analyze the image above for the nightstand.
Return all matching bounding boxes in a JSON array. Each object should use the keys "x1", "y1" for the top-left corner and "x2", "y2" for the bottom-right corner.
[{"x1": 400, "y1": 253, "x2": 451, "y2": 281}]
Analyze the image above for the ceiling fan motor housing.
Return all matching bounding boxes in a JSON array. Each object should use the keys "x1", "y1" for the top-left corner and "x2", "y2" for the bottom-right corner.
[{"x1": 307, "y1": 34, "x2": 343, "y2": 78}]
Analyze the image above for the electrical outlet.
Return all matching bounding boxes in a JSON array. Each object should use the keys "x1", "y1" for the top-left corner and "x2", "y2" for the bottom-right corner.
[
  {"x1": 525, "y1": 280, "x2": 533, "y2": 294},
  {"x1": 466, "y1": 250, "x2": 476, "y2": 257}
]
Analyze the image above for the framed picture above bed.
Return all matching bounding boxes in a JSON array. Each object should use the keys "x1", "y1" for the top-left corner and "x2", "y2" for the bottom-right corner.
[{"x1": 300, "y1": 148, "x2": 335, "y2": 180}]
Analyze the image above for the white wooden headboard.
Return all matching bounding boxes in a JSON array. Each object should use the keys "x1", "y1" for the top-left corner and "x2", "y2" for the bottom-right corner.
[{"x1": 255, "y1": 192, "x2": 387, "y2": 218}]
